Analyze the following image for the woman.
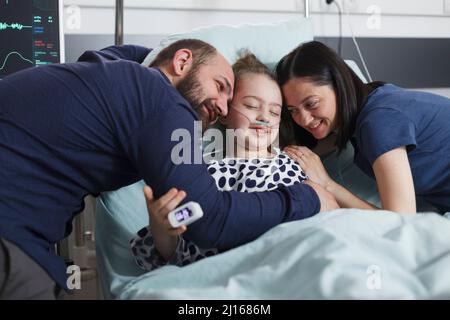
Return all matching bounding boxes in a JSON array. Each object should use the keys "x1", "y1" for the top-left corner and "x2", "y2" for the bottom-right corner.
[{"x1": 277, "y1": 41, "x2": 450, "y2": 214}]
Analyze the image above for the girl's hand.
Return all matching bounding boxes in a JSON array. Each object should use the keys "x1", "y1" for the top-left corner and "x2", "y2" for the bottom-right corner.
[
  {"x1": 284, "y1": 145, "x2": 333, "y2": 189},
  {"x1": 143, "y1": 185, "x2": 188, "y2": 261}
]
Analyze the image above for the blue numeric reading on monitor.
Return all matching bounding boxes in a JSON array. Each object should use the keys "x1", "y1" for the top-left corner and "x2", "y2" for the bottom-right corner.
[{"x1": 175, "y1": 208, "x2": 193, "y2": 222}]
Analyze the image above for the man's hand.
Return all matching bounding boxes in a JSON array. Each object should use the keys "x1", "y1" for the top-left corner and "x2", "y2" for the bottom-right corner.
[
  {"x1": 305, "y1": 180, "x2": 340, "y2": 212},
  {"x1": 143, "y1": 185, "x2": 188, "y2": 261}
]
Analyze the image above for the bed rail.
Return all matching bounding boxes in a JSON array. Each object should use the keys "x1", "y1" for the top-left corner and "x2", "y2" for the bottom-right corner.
[
  {"x1": 115, "y1": 0, "x2": 124, "y2": 45},
  {"x1": 113, "y1": 0, "x2": 310, "y2": 45}
]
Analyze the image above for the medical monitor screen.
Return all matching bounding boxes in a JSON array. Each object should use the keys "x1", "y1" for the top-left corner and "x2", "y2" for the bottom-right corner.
[
  {"x1": 0, "y1": 0, "x2": 64, "y2": 79},
  {"x1": 175, "y1": 208, "x2": 193, "y2": 222}
]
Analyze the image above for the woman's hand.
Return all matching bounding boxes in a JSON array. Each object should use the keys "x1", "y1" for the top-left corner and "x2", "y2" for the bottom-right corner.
[
  {"x1": 284, "y1": 145, "x2": 333, "y2": 189},
  {"x1": 285, "y1": 145, "x2": 378, "y2": 210},
  {"x1": 143, "y1": 185, "x2": 188, "y2": 261}
]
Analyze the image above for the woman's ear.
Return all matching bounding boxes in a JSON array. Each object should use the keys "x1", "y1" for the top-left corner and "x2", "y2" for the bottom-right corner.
[{"x1": 171, "y1": 49, "x2": 193, "y2": 76}]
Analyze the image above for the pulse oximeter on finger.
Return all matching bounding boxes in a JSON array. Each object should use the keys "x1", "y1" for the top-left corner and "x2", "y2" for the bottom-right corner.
[{"x1": 168, "y1": 201, "x2": 204, "y2": 228}]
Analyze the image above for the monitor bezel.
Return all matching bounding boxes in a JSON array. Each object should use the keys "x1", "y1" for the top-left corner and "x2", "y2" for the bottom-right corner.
[{"x1": 58, "y1": 0, "x2": 65, "y2": 63}]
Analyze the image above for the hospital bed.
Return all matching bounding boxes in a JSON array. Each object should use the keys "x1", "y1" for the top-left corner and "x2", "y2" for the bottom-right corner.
[
  {"x1": 95, "y1": 2, "x2": 450, "y2": 300},
  {"x1": 95, "y1": 143, "x2": 450, "y2": 299}
]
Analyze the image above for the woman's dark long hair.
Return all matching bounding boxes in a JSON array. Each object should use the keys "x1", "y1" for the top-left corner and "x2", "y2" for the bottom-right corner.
[{"x1": 276, "y1": 41, "x2": 384, "y2": 152}]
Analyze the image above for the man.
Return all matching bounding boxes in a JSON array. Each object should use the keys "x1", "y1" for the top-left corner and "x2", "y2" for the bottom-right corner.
[{"x1": 0, "y1": 40, "x2": 338, "y2": 299}]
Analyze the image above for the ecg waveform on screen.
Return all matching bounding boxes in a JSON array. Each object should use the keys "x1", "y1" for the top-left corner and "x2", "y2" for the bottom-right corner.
[
  {"x1": 0, "y1": 51, "x2": 34, "y2": 71},
  {"x1": 0, "y1": 22, "x2": 32, "y2": 31},
  {"x1": 0, "y1": 0, "x2": 60, "y2": 78}
]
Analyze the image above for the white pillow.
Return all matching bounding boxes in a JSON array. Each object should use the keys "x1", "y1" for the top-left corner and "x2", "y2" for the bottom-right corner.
[{"x1": 141, "y1": 17, "x2": 314, "y2": 70}]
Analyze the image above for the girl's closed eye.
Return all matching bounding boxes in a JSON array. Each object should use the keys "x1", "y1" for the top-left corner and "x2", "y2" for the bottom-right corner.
[
  {"x1": 244, "y1": 104, "x2": 258, "y2": 109},
  {"x1": 270, "y1": 109, "x2": 280, "y2": 117}
]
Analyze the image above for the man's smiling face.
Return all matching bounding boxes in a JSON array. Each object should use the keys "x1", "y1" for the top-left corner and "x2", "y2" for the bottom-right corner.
[{"x1": 176, "y1": 53, "x2": 234, "y2": 131}]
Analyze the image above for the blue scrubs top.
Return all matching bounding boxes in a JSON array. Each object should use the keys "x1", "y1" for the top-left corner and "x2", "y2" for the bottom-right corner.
[
  {"x1": 352, "y1": 84, "x2": 450, "y2": 213},
  {"x1": 0, "y1": 45, "x2": 319, "y2": 289}
]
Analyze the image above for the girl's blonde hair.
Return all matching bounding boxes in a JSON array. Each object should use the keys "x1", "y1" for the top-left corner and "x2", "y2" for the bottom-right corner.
[{"x1": 232, "y1": 51, "x2": 276, "y2": 82}]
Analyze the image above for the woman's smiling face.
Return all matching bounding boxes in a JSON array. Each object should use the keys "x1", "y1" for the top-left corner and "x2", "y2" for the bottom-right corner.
[{"x1": 282, "y1": 77, "x2": 338, "y2": 140}]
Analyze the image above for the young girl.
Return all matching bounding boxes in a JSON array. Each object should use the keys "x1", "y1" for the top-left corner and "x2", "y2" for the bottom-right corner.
[{"x1": 130, "y1": 53, "x2": 310, "y2": 271}]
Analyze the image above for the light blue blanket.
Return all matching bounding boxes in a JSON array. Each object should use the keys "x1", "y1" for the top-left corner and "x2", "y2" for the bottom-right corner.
[{"x1": 105, "y1": 207, "x2": 450, "y2": 299}]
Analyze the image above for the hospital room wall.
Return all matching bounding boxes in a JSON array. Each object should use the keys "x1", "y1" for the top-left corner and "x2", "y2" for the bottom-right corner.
[{"x1": 63, "y1": 0, "x2": 450, "y2": 94}]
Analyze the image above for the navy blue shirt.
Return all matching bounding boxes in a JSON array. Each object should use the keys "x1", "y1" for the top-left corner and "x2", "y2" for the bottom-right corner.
[
  {"x1": 0, "y1": 45, "x2": 320, "y2": 289},
  {"x1": 352, "y1": 84, "x2": 450, "y2": 212}
]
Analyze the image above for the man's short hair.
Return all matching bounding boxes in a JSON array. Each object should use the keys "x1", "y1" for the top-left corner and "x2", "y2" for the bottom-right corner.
[{"x1": 150, "y1": 39, "x2": 217, "y2": 70}]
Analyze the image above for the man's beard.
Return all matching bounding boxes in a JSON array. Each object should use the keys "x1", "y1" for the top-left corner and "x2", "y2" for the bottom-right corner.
[{"x1": 176, "y1": 69, "x2": 211, "y2": 131}]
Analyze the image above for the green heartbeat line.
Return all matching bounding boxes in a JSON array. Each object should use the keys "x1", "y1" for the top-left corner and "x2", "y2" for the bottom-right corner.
[
  {"x1": 0, "y1": 51, "x2": 34, "y2": 71},
  {"x1": 0, "y1": 22, "x2": 32, "y2": 30}
]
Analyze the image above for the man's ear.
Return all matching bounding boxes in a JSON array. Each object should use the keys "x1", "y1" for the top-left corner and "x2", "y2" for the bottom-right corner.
[{"x1": 171, "y1": 49, "x2": 193, "y2": 77}]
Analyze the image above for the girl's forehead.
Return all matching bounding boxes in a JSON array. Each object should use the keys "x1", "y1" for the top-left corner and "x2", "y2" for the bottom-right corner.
[
  {"x1": 236, "y1": 72, "x2": 274, "y2": 85},
  {"x1": 234, "y1": 74, "x2": 281, "y2": 98}
]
